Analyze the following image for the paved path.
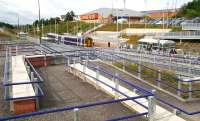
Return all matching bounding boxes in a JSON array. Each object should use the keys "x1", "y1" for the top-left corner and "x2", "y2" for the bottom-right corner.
[
  {"x1": 71, "y1": 62, "x2": 188, "y2": 121},
  {"x1": 94, "y1": 62, "x2": 200, "y2": 121}
]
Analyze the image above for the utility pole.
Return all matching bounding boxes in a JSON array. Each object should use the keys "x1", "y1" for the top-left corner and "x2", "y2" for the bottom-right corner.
[
  {"x1": 42, "y1": 19, "x2": 44, "y2": 37},
  {"x1": 17, "y1": 15, "x2": 20, "y2": 32},
  {"x1": 123, "y1": 0, "x2": 126, "y2": 9},
  {"x1": 38, "y1": 0, "x2": 41, "y2": 44},
  {"x1": 144, "y1": 0, "x2": 147, "y2": 29},
  {"x1": 55, "y1": 19, "x2": 57, "y2": 34},
  {"x1": 166, "y1": 0, "x2": 170, "y2": 29}
]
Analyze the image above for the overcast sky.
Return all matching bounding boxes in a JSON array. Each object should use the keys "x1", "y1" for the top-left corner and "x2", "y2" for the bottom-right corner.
[{"x1": 0, "y1": 0, "x2": 192, "y2": 25}]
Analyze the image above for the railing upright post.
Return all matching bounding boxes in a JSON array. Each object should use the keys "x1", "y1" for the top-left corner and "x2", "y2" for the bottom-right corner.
[
  {"x1": 95, "y1": 66, "x2": 100, "y2": 89},
  {"x1": 123, "y1": 57, "x2": 125, "y2": 71},
  {"x1": 189, "y1": 81, "x2": 192, "y2": 100},
  {"x1": 83, "y1": 61, "x2": 86, "y2": 73},
  {"x1": 157, "y1": 70, "x2": 161, "y2": 87},
  {"x1": 169, "y1": 57, "x2": 172, "y2": 70},
  {"x1": 114, "y1": 73, "x2": 119, "y2": 99},
  {"x1": 73, "y1": 108, "x2": 79, "y2": 121},
  {"x1": 138, "y1": 63, "x2": 141, "y2": 78},
  {"x1": 34, "y1": 78, "x2": 40, "y2": 110},
  {"x1": 188, "y1": 59, "x2": 192, "y2": 74},
  {"x1": 148, "y1": 90, "x2": 156, "y2": 121},
  {"x1": 16, "y1": 46, "x2": 18, "y2": 56},
  {"x1": 27, "y1": 65, "x2": 30, "y2": 75},
  {"x1": 31, "y1": 72, "x2": 34, "y2": 81},
  {"x1": 67, "y1": 57, "x2": 70, "y2": 66},
  {"x1": 178, "y1": 78, "x2": 182, "y2": 96},
  {"x1": 73, "y1": 58, "x2": 76, "y2": 68}
]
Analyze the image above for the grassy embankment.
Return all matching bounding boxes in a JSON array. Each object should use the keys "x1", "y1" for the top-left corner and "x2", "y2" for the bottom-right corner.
[
  {"x1": 113, "y1": 61, "x2": 200, "y2": 99},
  {"x1": 96, "y1": 24, "x2": 181, "y2": 45},
  {"x1": 96, "y1": 23, "x2": 182, "y2": 32},
  {"x1": 29, "y1": 21, "x2": 99, "y2": 37},
  {"x1": 0, "y1": 28, "x2": 17, "y2": 40}
]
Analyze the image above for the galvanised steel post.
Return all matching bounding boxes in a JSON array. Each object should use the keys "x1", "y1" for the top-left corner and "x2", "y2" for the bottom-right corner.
[
  {"x1": 73, "y1": 108, "x2": 79, "y2": 121},
  {"x1": 44, "y1": 54, "x2": 47, "y2": 67},
  {"x1": 123, "y1": 56, "x2": 125, "y2": 71},
  {"x1": 67, "y1": 57, "x2": 70, "y2": 66},
  {"x1": 26, "y1": 64, "x2": 31, "y2": 75},
  {"x1": 138, "y1": 63, "x2": 141, "y2": 79},
  {"x1": 73, "y1": 58, "x2": 76, "y2": 68},
  {"x1": 34, "y1": 78, "x2": 39, "y2": 110},
  {"x1": 189, "y1": 81, "x2": 192, "y2": 100},
  {"x1": 31, "y1": 72, "x2": 34, "y2": 82},
  {"x1": 178, "y1": 79, "x2": 182, "y2": 96},
  {"x1": 37, "y1": 0, "x2": 41, "y2": 44},
  {"x1": 188, "y1": 59, "x2": 192, "y2": 74},
  {"x1": 148, "y1": 90, "x2": 156, "y2": 121},
  {"x1": 153, "y1": 55, "x2": 156, "y2": 66},
  {"x1": 169, "y1": 57, "x2": 172, "y2": 70},
  {"x1": 83, "y1": 61, "x2": 86, "y2": 73},
  {"x1": 157, "y1": 70, "x2": 161, "y2": 87},
  {"x1": 96, "y1": 66, "x2": 100, "y2": 89},
  {"x1": 115, "y1": 73, "x2": 119, "y2": 99},
  {"x1": 15, "y1": 46, "x2": 18, "y2": 56}
]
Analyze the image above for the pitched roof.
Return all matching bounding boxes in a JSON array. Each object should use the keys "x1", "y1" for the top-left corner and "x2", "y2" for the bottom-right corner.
[{"x1": 82, "y1": 8, "x2": 145, "y2": 18}]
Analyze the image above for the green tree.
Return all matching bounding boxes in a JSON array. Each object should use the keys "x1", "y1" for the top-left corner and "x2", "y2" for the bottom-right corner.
[
  {"x1": 177, "y1": 0, "x2": 200, "y2": 18},
  {"x1": 64, "y1": 11, "x2": 76, "y2": 21}
]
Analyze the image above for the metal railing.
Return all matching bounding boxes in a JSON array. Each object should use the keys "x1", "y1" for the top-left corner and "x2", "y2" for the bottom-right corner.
[
  {"x1": 95, "y1": 50, "x2": 200, "y2": 100},
  {"x1": 65, "y1": 51, "x2": 200, "y2": 117},
  {"x1": 182, "y1": 23, "x2": 200, "y2": 30},
  {"x1": 0, "y1": 52, "x2": 155, "y2": 121},
  {"x1": 2, "y1": 48, "x2": 44, "y2": 101},
  {"x1": 155, "y1": 31, "x2": 200, "y2": 39},
  {"x1": 101, "y1": 48, "x2": 200, "y2": 77}
]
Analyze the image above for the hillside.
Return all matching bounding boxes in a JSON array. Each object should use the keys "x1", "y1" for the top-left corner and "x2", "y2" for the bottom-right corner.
[
  {"x1": 96, "y1": 23, "x2": 181, "y2": 31},
  {"x1": 29, "y1": 21, "x2": 99, "y2": 36},
  {"x1": 177, "y1": 0, "x2": 200, "y2": 18}
]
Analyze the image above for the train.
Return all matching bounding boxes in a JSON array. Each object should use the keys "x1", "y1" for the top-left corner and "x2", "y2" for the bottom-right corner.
[{"x1": 44, "y1": 33, "x2": 93, "y2": 47}]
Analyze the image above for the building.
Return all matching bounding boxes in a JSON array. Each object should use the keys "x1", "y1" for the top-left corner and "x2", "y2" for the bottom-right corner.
[
  {"x1": 143, "y1": 9, "x2": 177, "y2": 19},
  {"x1": 80, "y1": 8, "x2": 145, "y2": 24}
]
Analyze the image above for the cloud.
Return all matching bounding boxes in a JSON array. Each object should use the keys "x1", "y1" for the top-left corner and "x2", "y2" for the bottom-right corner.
[{"x1": 0, "y1": 0, "x2": 192, "y2": 25}]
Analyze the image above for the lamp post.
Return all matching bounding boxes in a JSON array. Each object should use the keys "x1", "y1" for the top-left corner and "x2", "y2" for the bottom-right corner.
[{"x1": 38, "y1": 0, "x2": 41, "y2": 44}]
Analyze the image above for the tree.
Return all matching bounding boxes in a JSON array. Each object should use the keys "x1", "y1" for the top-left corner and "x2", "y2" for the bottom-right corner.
[
  {"x1": 177, "y1": 0, "x2": 200, "y2": 18},
  {"x1": 64, "y1": 11, "x2": 76, "y2": 21},
  {"x1": 0, "y1": 22, "x2": 14, "y2": 29}
]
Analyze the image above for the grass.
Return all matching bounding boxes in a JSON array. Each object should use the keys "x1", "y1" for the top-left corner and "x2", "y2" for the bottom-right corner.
[
  {"x1": 29, "y1": 21, "x2": 99, "y2": 36},
  {"x1": 121, "y1": 34, "x2": 144, "y2": 45},
  {"x1": 0, "y1": 28, "x2": 17, "y2": 40},
  {"x1": 112, "y1": 61, "x2": 200, "y2": 99},
  {"x1": 96, "y1": 23, "x2": 182, "y2": 32}
]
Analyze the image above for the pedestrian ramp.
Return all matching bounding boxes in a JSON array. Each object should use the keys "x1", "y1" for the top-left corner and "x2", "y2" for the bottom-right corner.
[{"x1": 69, "y1": 63, "x2": 187, "y2": 121}]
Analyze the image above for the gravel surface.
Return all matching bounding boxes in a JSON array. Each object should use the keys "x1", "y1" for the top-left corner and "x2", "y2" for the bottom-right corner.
[{"x1": 18, "y1": 64, "x2": 146, "y2": 121}]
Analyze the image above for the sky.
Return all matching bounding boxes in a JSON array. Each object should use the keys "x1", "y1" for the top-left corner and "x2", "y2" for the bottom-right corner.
[{"x1": 0, "y1": 0, "x2": 193, "y2": 25}]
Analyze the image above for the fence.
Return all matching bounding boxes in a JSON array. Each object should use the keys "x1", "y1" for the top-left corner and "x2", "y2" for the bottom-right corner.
[
  {"x1": 75, "y1": 50, "x2": 200, "y2": 117},
  {"x1": 3, "y1": 48, "x2": 44, "y2": 101},
  {"x1": 0, "y1": 50, "x2": 155, "y2": 121},
  {"x1": 94, "y1": 49, "x2": 200, "y2": 100},
  {"x1": 101, "y1": 48, "x2": 200, "y2": 77},
  {"x1": 182, "y1": 23, "x2": 200, "y2": 30}
]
